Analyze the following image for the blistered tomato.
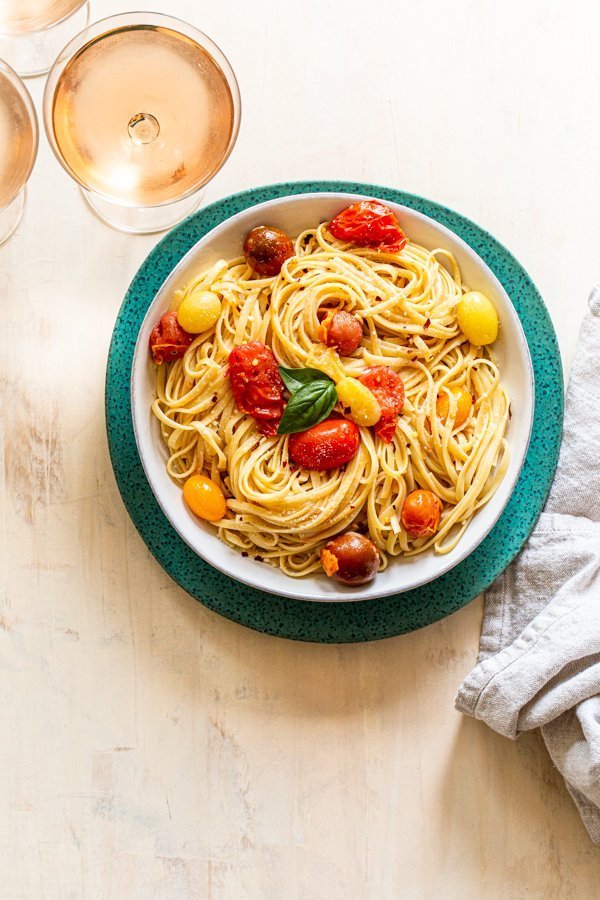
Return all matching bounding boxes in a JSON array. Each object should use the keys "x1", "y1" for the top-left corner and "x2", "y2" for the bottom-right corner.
[
  {"x1": 329, "y1": 201, "x2": 407, "y2": 252},
  {"x1": 320, "y1": 310, "x2": 363, "y2": 355},
  {"x1": 436, "y1": 385, "x2": 473, "y2": 428},
  {"x1": 243, "y1": 226, "x2": 295, "y2": 276},
  {"x1": 177, "y1": 290, "x2": 222, "y2": 333},
  {"x1": 456, "y1": 291, "x2": 499, "y2": 346},
  {"x1": 183, "y1": 474, "x2": 227, "y2": 522},
  {"x1": 321, "y1": 532, "x2": 380, "y2": 585},
  {"x1": 401, "y1": 489, "x2": 443, "y2": 538},
  {"x1": 228, "y1": 342, "x2": 286, "y2": 436},
  {"x1": 149, "y1": 311, "x2": 194, "y2": 364},
  {"x1": 359, "y1": 367, "x2": 405, "y2": 442},
  {"x1": 288, "y1": 418, "x2": 360, "y2": 470},
  {"x1": 336, "y1": 377, "x2": 381, "y2": 426}
]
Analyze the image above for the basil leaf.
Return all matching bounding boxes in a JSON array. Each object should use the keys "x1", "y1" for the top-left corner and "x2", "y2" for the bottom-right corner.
[
  {"x1": 279, "y1": 365, "x2": 334, "y2": 395},
  {"x1": 278, "y1": 381, "x2": 338, "y2": 434}
]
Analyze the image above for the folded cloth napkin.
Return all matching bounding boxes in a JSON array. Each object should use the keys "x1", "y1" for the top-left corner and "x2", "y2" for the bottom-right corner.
[{"x1": 456, "y1": 286, "x2": 600, "y2": 844}]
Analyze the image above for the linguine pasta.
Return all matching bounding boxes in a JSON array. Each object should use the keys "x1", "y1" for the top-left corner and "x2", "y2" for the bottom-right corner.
[{"x1": 151, "y1": 223, "x2": 510, "y2": 577}]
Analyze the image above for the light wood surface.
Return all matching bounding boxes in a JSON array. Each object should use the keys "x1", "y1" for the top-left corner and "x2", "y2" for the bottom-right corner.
[{"x1": 2, "y1": 1, "x2": 600, "y2": 897}]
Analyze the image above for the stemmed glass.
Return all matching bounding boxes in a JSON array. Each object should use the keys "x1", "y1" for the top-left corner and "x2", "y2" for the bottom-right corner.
[
  {"x1": 0, "y1": 58, "x2": 38, "y2": 245},
  {"x1": 0, "y1": 1, "x2": 90, "y2": 78},
  {"x1": 43, "y1": 12, "x2": 241, "y2": 234}
]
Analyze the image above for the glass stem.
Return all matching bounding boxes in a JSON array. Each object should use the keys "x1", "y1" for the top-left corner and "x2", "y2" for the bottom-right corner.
[{"x1": 0, "y1": 188, "x2": 26, "y2": 245}]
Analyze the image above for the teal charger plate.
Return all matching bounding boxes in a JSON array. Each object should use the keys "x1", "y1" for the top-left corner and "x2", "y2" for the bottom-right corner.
[{"x1": 105, "y1": 181, "x2": 563, "y2": 643}]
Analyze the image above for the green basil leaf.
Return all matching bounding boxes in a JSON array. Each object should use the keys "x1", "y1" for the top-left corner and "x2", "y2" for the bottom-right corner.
[
  {"x1": 278, "y1": 381, "x2": 338, "y2": 434},
  {"x1": 279, "y1": 365, "x2": 334, "y2": 395}
]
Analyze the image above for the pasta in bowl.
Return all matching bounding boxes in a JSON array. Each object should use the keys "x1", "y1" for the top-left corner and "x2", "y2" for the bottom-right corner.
[{"x1": 131, "y1": 193, "x2": 534, "y2": 601}]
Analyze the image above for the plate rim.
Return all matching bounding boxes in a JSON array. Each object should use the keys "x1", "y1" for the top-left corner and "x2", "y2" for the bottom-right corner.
[{"x1": 105, "y1": 179, "x2": 563, "y2": 643}]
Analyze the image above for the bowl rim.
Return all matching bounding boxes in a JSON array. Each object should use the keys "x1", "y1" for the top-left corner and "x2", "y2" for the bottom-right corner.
[{"x1": 131, "y1": 190, "x2": 535, "y2": 601}]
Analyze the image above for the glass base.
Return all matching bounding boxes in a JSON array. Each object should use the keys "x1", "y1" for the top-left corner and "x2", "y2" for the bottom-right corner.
[
  {"x1": 0, "y1": 2, "x2": 90, "y2": 78},
  {"x1": 81, "y1": 187, "x2": 206, "y2": 235},
  {"x1": 0, "y1": 189, "x2": 25, "y2": 246}
]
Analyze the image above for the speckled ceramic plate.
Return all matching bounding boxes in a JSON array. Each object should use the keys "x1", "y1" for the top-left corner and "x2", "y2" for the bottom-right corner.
[{"x1": 106, "y1": 181, "x2": 563, "y2": 643}]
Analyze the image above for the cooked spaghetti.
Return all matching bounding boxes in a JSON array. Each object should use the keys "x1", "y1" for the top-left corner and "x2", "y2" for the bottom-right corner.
[{"x1": 150, "y1": 204, "x2": 510, "y2": 581}]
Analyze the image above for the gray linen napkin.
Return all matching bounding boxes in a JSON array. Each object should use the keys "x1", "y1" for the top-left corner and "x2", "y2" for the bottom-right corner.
[{"x1": 456, "y1": 286, "x2": 600, "y2": 844}]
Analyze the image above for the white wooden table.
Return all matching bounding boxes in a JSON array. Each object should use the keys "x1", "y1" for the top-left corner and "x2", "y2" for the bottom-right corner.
[{"x1": 2, "y1": 1, "x2": 600, "y2": 896}]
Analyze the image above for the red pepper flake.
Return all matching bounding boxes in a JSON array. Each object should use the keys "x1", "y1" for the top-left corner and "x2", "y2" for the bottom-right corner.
[
  {"x1": 241, "y1": 551, "x2": 249, "y2": 557},
  {"x1": 424, "y1": 318, "x2": 431, "y2": 329},
  {"x1": 254, "y1": 555, "x2": 264, "y2": 563},
  {"x1": 508, "y1": 404, "x2": 512, "y2": 420}
]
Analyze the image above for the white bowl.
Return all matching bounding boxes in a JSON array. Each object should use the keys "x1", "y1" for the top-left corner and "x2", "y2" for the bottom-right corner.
[{"x1": 131, "y1": 193, "x2": 534, "y2": 601}]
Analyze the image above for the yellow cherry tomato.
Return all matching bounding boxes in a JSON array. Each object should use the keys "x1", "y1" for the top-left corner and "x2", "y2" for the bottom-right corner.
[
  {"x1": 436, "y1": 385, "x2": 473, "y2": 428},
  {"x1": 305, "y1": 344, "x2": 345, "y2": 381},
  {"x1": 183, "y1": 474, "x2": 227, "y2": 522},
  {"x1": 456, "y1": 291, "x2": 499, "y2": 346},
  {"x1": 336, "y1": 376, "x2": 381, "y2": 426},
  {"x1": 177, "y1": 290, "x2": 222, "y2": 334}
]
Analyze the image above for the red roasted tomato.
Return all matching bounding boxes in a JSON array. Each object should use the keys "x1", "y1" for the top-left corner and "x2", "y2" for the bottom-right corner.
[
  {"x1": 228, "y1": 341, "x2": 286, "y2": 436},
  {"x1": 149, "y1": 311, "x2": 194, "y2": 364},
  {"x1": 359, "y1": 367, "x2": 405, "y2": 442},
  {"x1": 329, "y1": 201, "x2": 407, "y2": 252},
  {"x1": 319, "y1": 310, "x2": 363, "y2": 355},
  {"x1": 288, "y1": 418, "x2": 360, "y2": 470}
]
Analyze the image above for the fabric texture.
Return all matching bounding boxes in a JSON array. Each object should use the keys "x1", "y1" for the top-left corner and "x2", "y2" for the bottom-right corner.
[{"x1": 456, "y1": 286, "x2": 600, "y2": 843}]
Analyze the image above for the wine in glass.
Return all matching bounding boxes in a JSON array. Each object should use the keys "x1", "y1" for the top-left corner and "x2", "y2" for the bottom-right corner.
[
  {"x1": 43, "y1": 13, "x2": 241, "y2": 234},
  {"x1": 0, "y1": 58, "x2": 38, "y2": 245},
  {"x1": 0, "y1": 1, "x2": 90, "y2": 78}
]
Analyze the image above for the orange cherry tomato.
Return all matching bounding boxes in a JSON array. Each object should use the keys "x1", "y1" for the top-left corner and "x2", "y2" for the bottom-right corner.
[
  {"x1": 401, "y1": 489, "x2": 443, "y2": 538},
  {"x1": 288, "y1": 418, "x2": 360, "y2": 471},
  {"x1": 183, "y1": 474, "x2": 227, "y2": 522},
  {"x1": 320, "y1": 310, "x2": 363, "y2": 355},
  {"x1": 436, "y1": 385, "x2": 472, "y2": 429}
]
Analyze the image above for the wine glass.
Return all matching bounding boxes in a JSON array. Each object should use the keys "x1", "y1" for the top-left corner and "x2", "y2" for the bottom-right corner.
[
  {"x1": 0, "y1": 58, "x2": 38, "y2": 245},
  {"x1": 43, "y1": 12, "x2": 241, "y2": 234},
  {"x1": 0, "y1": 1, "x2": 90, "y2": 78}
]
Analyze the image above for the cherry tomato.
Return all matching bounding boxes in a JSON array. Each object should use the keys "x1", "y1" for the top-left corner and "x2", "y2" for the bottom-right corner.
[
  {"x1": 288, "y1": 418, "x2": 360, "y2": 470},
  {"x1": 321, "y1": 532, "x2": 379, "y2": 585},
  {"x1": 436, "y1": 385, "x2": 472, "y2": 429},
  {"x1": 456, "y1": 291, "x2": 499, "y2": 346},
  {"x1": 243, "y1": 225, "x2": 295, "y2": 276},
  {"x1": 149, "y1": 311, "x2": 194, "y2": 364},
  {"x1": 177, "y1": 290, "x2": 221, "y2": 333},
  {"x1": 320, "y1": 310, "x2": 363, "y2": 355},
  {"x1": 183, "y1": 474, "x2": 227, "y2": 522},
  {"x1": 336, "y1": 377, "x2": 381, "y2": 426},
  {"x1": 228, "y1": 341, "x2": 286, "y2": 436},
  {"x1": 329, "y1": 200, "x2": 407, "y2": 252},
  {"x1": 401, "y1": 490, "x2": 443, "y2": 538},
  {"x1": 359, "y1": 367, "x2": 405, "y2": 442}
]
